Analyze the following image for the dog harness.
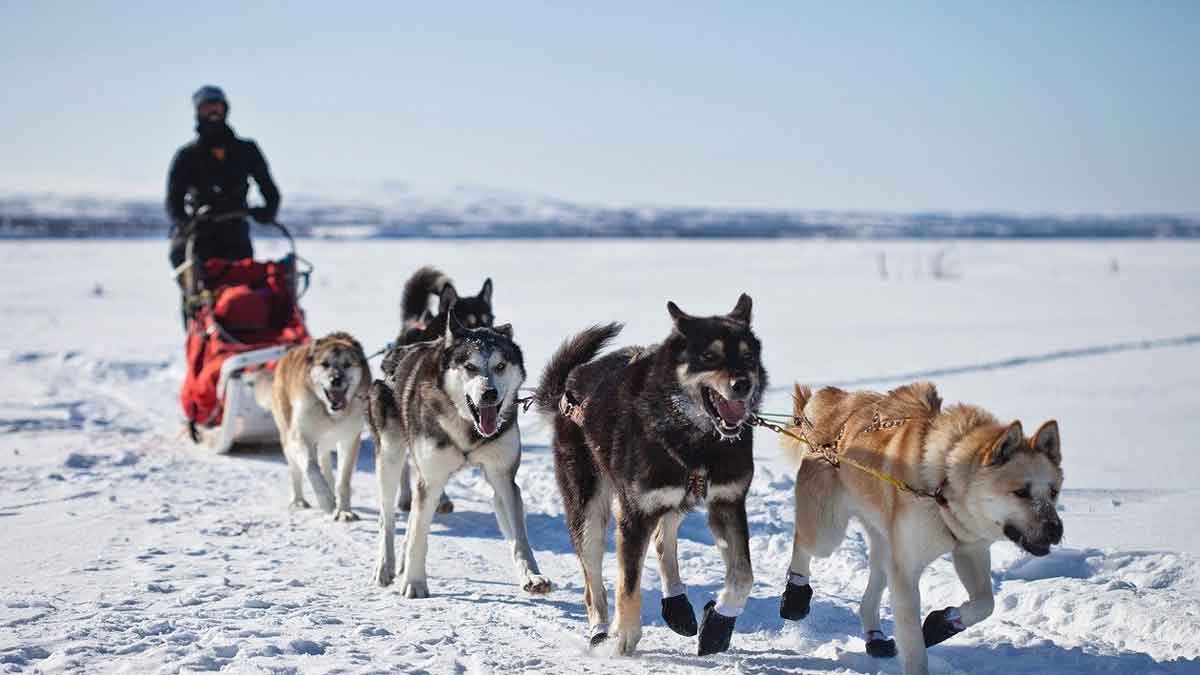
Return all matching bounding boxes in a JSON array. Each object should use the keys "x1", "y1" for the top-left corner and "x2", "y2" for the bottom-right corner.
[{"x1": 751, "y1": 412, "x2": 949, "y2": 507}]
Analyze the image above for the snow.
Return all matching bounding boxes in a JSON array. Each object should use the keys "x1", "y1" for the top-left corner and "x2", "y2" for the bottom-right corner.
[{"x1": 1, "y1": 239, "x2": 1199, "y2": 674}]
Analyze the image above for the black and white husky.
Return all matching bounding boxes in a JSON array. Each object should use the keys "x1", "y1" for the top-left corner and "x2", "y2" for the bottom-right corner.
[
  {"x1": 535, "y1": 295, "x2": 766, "y2": 656},
  {"x1": 393, "y1": 266, "x2": 497, "y2": 515},
  {"x1": 368, "y1": 310, "x2": 551, "y2": 597}
]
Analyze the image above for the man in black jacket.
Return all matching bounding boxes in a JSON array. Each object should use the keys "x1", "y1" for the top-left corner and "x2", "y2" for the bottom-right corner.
[{"x1": 167, "y1": 85, "x2": 281, "y2": 269}]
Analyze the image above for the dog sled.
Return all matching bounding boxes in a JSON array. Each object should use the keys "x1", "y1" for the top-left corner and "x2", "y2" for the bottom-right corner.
[{"x1": 175, "y1": 211, "x2": 312, "y2": 453}]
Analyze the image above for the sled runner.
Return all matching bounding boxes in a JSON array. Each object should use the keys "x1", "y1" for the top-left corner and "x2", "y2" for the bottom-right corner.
[{"x1": 175, "y1": 211, "x2": 312, "y2": 453}]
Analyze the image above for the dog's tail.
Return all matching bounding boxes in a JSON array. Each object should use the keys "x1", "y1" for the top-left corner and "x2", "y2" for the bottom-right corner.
[
  {"x1": 535, "y1": 323, "x2": 623, "y2": 416},
  {"x1": 400, "y1": 266, "x2": 453, "y2": 323},
  {"x1": 780, "y1": 383, "x2": 814, "y2": 471}
]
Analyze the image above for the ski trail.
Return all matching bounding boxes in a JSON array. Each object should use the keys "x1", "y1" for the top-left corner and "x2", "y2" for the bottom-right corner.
[{"x1": 765, "y1": 332, "x2": 1200, "y2": 393}]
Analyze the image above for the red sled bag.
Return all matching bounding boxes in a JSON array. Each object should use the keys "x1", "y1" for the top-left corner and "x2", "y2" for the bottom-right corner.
[{"x1": 180, "y1": 256, "x2": 310, "y2": 435}]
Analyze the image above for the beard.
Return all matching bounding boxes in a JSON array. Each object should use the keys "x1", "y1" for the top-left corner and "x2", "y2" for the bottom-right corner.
[{"x1": 196, "y1": 117, "x2": 234, "y2": 145}]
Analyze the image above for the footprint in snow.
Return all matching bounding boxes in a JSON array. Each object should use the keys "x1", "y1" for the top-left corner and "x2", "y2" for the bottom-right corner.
[{"x1": 289, "y1": 639, "x2": 326, "y2": 656}]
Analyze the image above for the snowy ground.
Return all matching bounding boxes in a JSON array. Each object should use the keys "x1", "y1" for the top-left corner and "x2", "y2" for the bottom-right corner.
[{"x1": 1, "y1": 239, "x2": 1199, "y2": 674}]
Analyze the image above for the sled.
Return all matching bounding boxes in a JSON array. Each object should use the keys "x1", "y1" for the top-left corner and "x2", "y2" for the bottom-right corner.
[{"x1": 176, "y1": 212, "x2": 312, "y2": 453}]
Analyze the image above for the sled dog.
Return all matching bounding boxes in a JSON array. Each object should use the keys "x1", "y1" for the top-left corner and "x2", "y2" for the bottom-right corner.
[
  {"x1": 391, "y1": 266, "x2": 497, "y2": 514},
  {"x1": 779, "y1": 381, "x2": 1064, "y2": 675},
  {"x1": 395, "y1": 265, "x2": 495, "y2": 346},
  {"x1": 259, "y1": 332, "x2": 369, "y2": 521},
  {"x1": 369, "y1": 310, "x2": 550, "y2": 597},
  {"x1": 536, "y1": 295, "x2": 766, "y2": 656}
]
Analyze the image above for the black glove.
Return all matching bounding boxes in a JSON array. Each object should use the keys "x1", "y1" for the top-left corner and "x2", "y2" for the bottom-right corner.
[{"x1": 249, "y1": 207, "x2": 274, "y2": 224}]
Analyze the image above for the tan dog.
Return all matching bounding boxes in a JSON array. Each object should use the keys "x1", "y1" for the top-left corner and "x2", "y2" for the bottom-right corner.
[
  {"x1": 778, "y1": 381, "x2": 1063, "y2": 675},
  {"x1": 258, "y1": 332, "x2": 370, "y2": 521}
]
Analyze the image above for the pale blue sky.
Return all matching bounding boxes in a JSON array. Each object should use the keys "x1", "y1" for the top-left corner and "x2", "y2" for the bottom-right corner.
[{"x1": 2, "y1": 1, "x2": 1197, "y2": 212}]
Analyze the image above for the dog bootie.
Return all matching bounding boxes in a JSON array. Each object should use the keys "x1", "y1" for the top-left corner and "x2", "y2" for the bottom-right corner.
[
  {"x1": 864, "y1": 630, "x2": 897, "y2": 658},
  {"x1": 697, "y1": 600, "x2": 737, "y2": 655},
  {"x1": 779, "y1": 581, "x2": 813, "y2": 620},
  {"x1": 661, "y1": 594, "x2": 698, "y2": 636},
  {"x1": 922, "y1": 606, "x2": 966, "y2": 647}
]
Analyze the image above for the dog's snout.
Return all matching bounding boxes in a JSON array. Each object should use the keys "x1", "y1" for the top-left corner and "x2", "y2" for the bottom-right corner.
[
  {"x1": 730, "y1": 377, "x2": 752, "y2": 397},
  {"x1": 330, "y1": 372, "x2": 345, "y2": 388},
  {"x1": 480, "y1": 388, "x2": 499, "y2": 405},
  {"x1": 1044, "y1": 518, "x2": 1063, "y2": 543}
]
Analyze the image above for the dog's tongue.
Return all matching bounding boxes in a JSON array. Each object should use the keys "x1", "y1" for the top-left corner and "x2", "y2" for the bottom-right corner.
[
  {"x1": 478, "y1": 404, "x2": 499, "y2": 436},
  {"x1": 715, "y1": 396, "x2": 747, "y2": 426},
  {"x1": 327, "y1": 388, "x2": 347, "y2": 410}
]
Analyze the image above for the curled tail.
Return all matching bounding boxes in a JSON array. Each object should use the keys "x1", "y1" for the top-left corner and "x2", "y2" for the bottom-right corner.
[
  {"x1": 535, "y1": 323, "x2": 623, "y2": 415},
  {"x1": 400, "y1": 266, "x2": 453, "y2": 323},
  {"x1": 780, "y1": 384, "x2": 814, "y2": 471}
]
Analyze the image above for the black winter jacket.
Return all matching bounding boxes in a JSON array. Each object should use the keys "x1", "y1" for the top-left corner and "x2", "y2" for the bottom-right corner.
[{"x1": 165, "y1": 125, "x2": 281, "y2": 230}]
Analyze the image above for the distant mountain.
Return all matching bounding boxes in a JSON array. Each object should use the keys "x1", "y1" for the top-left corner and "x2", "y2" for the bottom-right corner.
[{"x1": 1, "y1": 188, "x2": 1197, "y2": 239}]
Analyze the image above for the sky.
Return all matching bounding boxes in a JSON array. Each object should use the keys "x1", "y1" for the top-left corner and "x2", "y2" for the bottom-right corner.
[{"x1": 1, "y1": 1, "x2": 1197, "y2": 213}]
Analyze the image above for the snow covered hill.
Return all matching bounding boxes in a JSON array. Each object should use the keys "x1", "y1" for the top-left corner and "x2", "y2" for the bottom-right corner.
[
  {"x1": 2, "y1": 187, "x2": 1198, "y2": 239},
  {"x1": 1, "y1": 239, "x2": 1199, "y2": 674}
]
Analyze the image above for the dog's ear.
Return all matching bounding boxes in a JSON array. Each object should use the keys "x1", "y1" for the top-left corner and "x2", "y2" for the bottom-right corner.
[
  {"x1": 304, "y1": 343, "x2": 314, "y2": 364},
  {"x1": 667, "y1": 301, "x2": 696, "y2": 334},
  {"x1": 984, "y1": 421, "x2": 1024, "y2": 466},
  {"x1": 444, "y1": 307, "x2": 468, "y2": 345},
  {"x1": 792, "y1": 383, "x2": 812, "y2": 419},
  {"x1": 479, "y1": 278, "x2": 493, "y2": 305},
  {"x1": 729, "y1": 293, "x2": 753, "y2": 324},
  {"x1": 438, "y1": 284, "x2": 459, "y2": 315},
  {"x1": 492, "y1": 323, "x2": 513, "y2": 338},
  {"x1": 1033, "y1": 420, "x2": 1061, "y2": 466}
]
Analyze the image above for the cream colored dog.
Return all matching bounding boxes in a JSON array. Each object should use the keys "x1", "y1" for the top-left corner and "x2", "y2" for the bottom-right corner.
[
  {"x1": 779, "y1": 381, "x2": 1063, "y2": 675},
  {"x1": 258, "y1": 332, "x2": 369, "y2": 521}
]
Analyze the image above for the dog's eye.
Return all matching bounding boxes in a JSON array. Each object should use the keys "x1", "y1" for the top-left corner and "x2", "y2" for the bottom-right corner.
[
  {"x1": 741, "y1": 353, "x2": 756, "y2": 366},
  {"x1": 1049, "y1": 486, "x2": 1060, "y2": 500},
  {"x1": 699, "y1": 352, "x2": 720, "y2": 365},
  {"x1": 463, "y1": 363, "x2": 480, "y2": 374},
  {"x1": 1013, "y1": 485, "x2": 1032, "y2": 499},
  {"x1": 493, "y1": 362, "x2": 507, "y2": 373}
]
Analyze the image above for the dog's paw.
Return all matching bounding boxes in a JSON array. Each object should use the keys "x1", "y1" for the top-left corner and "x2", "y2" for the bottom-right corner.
[
  {"x1": 289, "y1": 498, "x2": 311, "y2": 510},
  {"x1": 697, "y1": 600, "x2": 737, "y2": 656},
  {"x1": 610, "y1": 626, "x2": 642, "y2": 656},
  {"x1": 332, "y1": 509, "x2": 360, "y2": 522},
  {"x1": 435, "y1": 495, "x2": 455, "y2": 515},
  {"x1": 661, "y1": 594, "x2": 698, "y2": 636},
  {"x1": 865, "y1": 631, "x2": 897, "y2": 658},
  {"x1": 400, "y1": 576, "x2": 430, "y2": 599},
  {"x1": 522, "y1": 574, "x2": 552, "y2": 595},
  {"x1": 779, "y1": 582, "x2": 812, "y2": 621},
  {"x1": 371, "y1": 559, "x2": 395, "y2": 587},
  {"x1": 923, "y1": 606, "x2": 966, "y2": 647}
]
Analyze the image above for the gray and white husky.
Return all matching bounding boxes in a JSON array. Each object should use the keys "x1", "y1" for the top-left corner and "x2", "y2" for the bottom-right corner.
[{"x1": 368, "y1": 310, "x2": 551, "y2": 597}]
